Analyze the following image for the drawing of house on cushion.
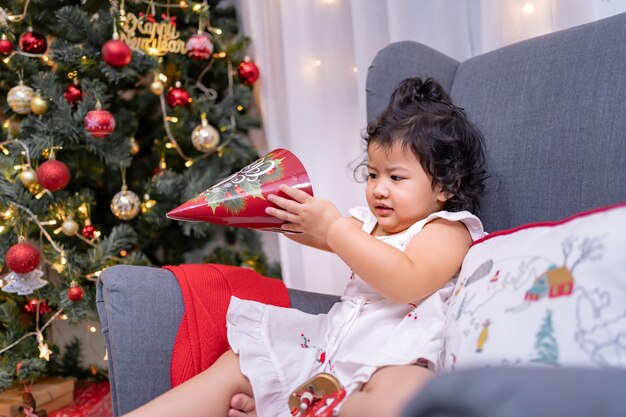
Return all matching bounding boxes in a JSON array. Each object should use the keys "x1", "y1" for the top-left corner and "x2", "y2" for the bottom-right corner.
[{"x1": 524, "y1": 265, "x2": 574, "y2": 301}]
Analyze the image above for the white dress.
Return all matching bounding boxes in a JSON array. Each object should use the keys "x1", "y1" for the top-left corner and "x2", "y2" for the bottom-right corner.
[{"x1": 226, "y1": 208, "x2": 485, "y2": 417}]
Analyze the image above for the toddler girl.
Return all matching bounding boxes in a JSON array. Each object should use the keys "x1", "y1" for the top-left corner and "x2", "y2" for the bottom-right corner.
[{"x1": 125, "y1": 77, "x2": 487, "y2": 417}]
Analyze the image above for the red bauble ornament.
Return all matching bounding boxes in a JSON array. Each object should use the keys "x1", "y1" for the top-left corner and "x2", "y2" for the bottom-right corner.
[
  {"x1": 166, "y1": 84, "x2": 191, "y2": 107},
  {"x1": 37, "y1": 159, "x2": 71, "y2": 191},
  {"x1": 67, "y1": 284, "x2": 84, "y2": 302},
  {"x1": 102, "y1": 39, "x2": 132, "y2": 67},
  {"x1": 64, "y1": 84, "x2": 83, "y2": 106},
  {"x1": 84, "y1": 109, "x2": 116, "y2": 138},
  {"x1": 0, "y1": 38, "x2": 13, "y2": 55},
  {"x1": 186, "y1": 33, "x2": 214, "y2": 60},
  {"x1": 6, "y1": 242, "x2": 40, "y2": 274},
  {"x1": 237, "y1": 61, "x2": 260, "y2": 85},
  {"x1": 24, "y1": 298, "x2": 50, "y2": 315},
  {"x1": 82, "y1": 224, "x2": 96, "y2": 239},
  {"x1": 19, "y1": 31, "x2": 47, "y2": 54}
]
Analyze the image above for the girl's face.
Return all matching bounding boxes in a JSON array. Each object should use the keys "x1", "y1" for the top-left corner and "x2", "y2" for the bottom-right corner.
[{"x1": 366, "y1": 142, "x2": 446, "y2": 236}]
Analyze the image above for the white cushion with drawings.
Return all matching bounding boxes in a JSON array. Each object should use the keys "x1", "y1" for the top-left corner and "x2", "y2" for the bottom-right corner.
[{"x1": 440, "y1": 203, "x2": 626, "y2": 370}]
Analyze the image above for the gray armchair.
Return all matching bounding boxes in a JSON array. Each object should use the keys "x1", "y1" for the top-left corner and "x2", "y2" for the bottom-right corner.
[{"x1": 98, "y1": 13, "x2": 626, "y2": 417}]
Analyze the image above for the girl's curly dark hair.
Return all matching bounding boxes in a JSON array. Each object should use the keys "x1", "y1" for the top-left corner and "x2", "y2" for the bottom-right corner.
[{"x1": 361, "y1": 77, "x2": 487, "y2": 213}]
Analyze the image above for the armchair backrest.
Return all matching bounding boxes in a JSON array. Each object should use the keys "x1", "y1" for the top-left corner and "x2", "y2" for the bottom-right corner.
[{"x1": 366, "y1": 13, "x2": 626, "y2": 232}]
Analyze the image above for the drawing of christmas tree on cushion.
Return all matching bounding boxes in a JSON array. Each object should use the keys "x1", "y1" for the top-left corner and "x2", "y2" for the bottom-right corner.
[{"x1": 531, "y1": 309, "x2": 559, "y2": 366}]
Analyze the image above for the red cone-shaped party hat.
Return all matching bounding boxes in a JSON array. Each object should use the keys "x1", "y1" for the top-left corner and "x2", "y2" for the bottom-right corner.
[{"x1": 167, "y1": 149, "x2": 313, "y2": 231}]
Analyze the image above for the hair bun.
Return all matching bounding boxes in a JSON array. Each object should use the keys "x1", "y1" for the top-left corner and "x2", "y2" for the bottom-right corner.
[{"x1": 390, "y1": 77, "x2": 453, "y2": 110}]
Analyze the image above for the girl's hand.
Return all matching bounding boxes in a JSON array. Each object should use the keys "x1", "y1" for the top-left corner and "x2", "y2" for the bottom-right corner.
[{"x1": 265, "y1": 185, "x2": 341, "y2": 240}]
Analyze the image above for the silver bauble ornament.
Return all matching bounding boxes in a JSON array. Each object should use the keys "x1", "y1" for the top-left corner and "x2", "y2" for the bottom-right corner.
[
  {"x1": 19, "y1": 168, "x2": 37, "y2": 187},
  {"x1": 191, "y1": 120, "x2": 220, "y2": 153},
  {"x1": 62, "y1": 216, "x2": 79, "y2": 236},
  {"x1": 8, "y1": 83, "x2": 35, "y2": 115},
  {"x1": 111, "y1": 187, "x2": 141, "y2": 220}
]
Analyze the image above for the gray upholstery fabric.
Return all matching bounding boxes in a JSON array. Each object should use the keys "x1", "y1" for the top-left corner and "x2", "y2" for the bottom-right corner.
[
  {"x1": 367, "y1": 41, "x2": 459, "y2": 122},
  {"x1": 402, "y1": 367, "x2": 626, "y2": 417},
  {"x1": 366, "y1": 14, "x2": 626, "y2": 232},
  {"x1": 287, "y1": 288, "x2": 340, "y2": 314},
  {"x1": 98, "y1": 12, "x2": 626, "y2": 416},
  {"x1": 97, "y1": 265, "x2": 184, "y2": 416},
  {"x1": 451, "y1": 14, "x2": 626, "y2": 232}
]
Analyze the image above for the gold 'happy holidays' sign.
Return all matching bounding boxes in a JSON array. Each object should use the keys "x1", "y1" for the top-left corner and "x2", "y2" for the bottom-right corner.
[{"x1": 120, "y1": 12, "x2": 186, "y2": 56}]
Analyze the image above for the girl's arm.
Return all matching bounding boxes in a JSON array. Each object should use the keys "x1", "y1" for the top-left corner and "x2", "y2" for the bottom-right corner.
[
  {"x1": 326, "y1": 217, "x2": 471, "y2": 303},
  {"x1": 266, "y1": 185, "x2": 471, "y2": 303},
  {"x1": 281, "y1": 217, "x2": 362, "y2": 252}
]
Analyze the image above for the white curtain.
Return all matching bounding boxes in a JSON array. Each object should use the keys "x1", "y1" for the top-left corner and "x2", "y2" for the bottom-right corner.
[{"x1": 236, "y1": 0, "x2": 626, "y2": 295}]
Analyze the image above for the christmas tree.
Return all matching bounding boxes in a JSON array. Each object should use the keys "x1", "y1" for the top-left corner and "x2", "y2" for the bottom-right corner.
[
  {"x1": 0, "y1": 0, "x2": 277, "y2": 389},
  {"x1": 530, "y1": 309, "x2": 559, "y2": 366}
]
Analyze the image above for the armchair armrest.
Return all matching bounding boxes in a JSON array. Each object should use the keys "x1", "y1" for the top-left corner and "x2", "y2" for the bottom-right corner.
[
  {"x1": 96, "y1": 264, "x2": 339, "y2": 416},
  {"x1": 402, "y1": 367, "x2": 626, "y2": 417}
]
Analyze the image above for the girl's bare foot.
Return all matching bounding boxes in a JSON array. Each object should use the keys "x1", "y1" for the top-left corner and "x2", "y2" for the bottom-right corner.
[{"x1": 228, "y1": 393, "x2": 256, "y2": 417}]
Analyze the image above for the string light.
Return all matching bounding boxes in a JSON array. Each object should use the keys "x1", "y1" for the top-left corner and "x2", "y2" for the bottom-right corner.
[
  {"x1": 185, "y1": 160, "x2": 194, "y2": 167},
  {"x1": 78, "y1": 203, "x2": 89, "y2": 216},
  {"x1": 2, "y1": 208, "x2": 14, "y2": 219},
  {"x1": 89, "y1": 325, "x2": 97, "y2": 333}
]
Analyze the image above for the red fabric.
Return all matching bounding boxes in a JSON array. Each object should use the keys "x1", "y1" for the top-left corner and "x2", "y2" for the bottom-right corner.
[
  {"x1": 165, "y1": 264, "x2": 290, "y2": 388},
  {"x1": 48, "y1": 381, "x2": 112, "y2": 417}
]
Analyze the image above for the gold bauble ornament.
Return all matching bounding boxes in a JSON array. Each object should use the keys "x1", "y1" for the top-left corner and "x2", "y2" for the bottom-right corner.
[
  {"x1": 7, "y1": 82, "x2": 35, "y2": 115},
  {"x1": 30, "y1": 94, "x2": 49, "y2": 115},
  {"x1": 150, "y1": 80, "x2": 165, "y2": 95},
  {"x1": 111, "y1": 187, "x2": 141, "y2": 220},
  {"x1": 62, "y1": 216, "x2": 79, "y2": 236},
  {"x1": 191, "y1": 115, "x2": 220, "y2": 153},
  {"x1": 19, "y1": 168, "x2": 37, "y2": 187}
]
